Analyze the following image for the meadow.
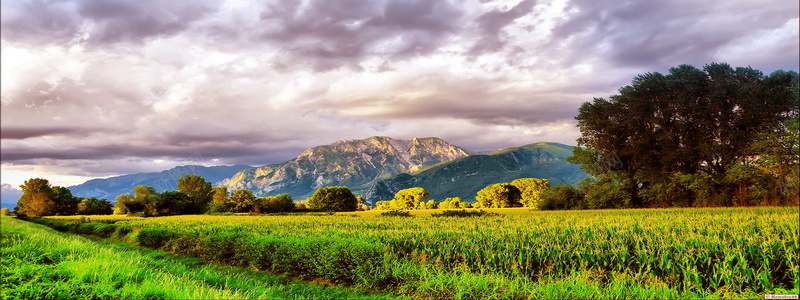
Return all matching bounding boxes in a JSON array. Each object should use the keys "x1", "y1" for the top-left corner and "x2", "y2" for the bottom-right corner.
[
  {"x1": 0, "y1": 215, "x2": 401, "y2": 299},
  {"x1": 19, "y1": 207, "x2": 800, "y2": 299}
]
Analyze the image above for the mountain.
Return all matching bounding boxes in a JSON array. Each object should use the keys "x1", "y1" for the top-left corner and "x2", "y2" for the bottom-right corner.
[
  {"x1": 1, "y1": 183, "x2": 23, "y2": 210},
  {"x1": 68, "y1": 164, "x2": 252, "y2": 200},
  {"x1": 364, "y1": 142, "x2": 589, "y2": 203},
  {"x1": 222, "y1": 136, "x2": 471, "y2": 199}
]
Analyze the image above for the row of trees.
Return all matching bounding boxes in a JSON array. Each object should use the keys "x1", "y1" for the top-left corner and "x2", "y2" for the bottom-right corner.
[
  {"x1": 14, "y1": 178, "x2": 113, "y2": 217},
  {"x1": 115, "y1": 175, "x2": 215, "y2": 216},
  {"x1": 374, "y1": 178, "x2": 551, "y2": 210},
  {"x1": 114, "y1": 175, "x2": 299, "y2": 216},
  {"x1": 206, "y1": 187, "x2": 296, "y2": 214},
  {"x1": 12, "y1": 175, "x2": 370, "y2": 218}
]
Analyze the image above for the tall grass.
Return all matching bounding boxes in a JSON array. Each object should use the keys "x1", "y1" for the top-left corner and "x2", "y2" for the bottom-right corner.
[
  {"x1": 37, "y1": 207, "x2": 800, "y2": 299},
  {"x1": 1, "y1": 216, "x2": 400, "y2": 300}
]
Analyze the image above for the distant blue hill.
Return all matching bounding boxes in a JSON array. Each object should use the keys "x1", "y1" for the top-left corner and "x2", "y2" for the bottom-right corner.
[
  {"x1": 1, "y1": 183, "x2": 24, "y2": 210},
  {"x1": 68, "y1": 164, "x2": 252, "y2": 200}
]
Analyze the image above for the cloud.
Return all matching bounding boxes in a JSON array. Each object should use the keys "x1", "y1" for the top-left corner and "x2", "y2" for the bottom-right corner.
[
  {"x1": 548, "y1": 0, "x2": 799, "y2": 71},
  {"x1": 469, "y1": 0, "x2": 537, "y2": 55},
  {"x1": 1, "y1": 0, "x2": 220, "y2": 46},
  {"x1": 1, "y1": 126, "x2": 97, "y2": 140},
  {"x1": 1, "y1": 0, "x2": 797, "y2": 185},
  {"x1": 247, "y1": 0, "x2": 464, "y2": 71}
]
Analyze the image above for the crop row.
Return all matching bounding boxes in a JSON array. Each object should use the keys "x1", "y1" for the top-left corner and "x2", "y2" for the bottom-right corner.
[{"x1": 41, "y1": 207, "x2": 800, "y2": 295}]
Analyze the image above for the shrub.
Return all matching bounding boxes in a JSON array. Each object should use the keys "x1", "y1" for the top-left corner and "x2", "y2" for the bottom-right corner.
[
  {"x1": 201, "y1": 233, "x2": 246, "y2": 264},
  {"x1": 431, "y1": 210, "x2": 499, "y2": 218},
  {"x1": 380, "y1": 210, "x2": 413, "y2": 217},
  {"x1": 237, "y1": 235, "x2": 280, "y2": 271},
  {"x1": 163, "y1": 235, "x2": 203, "y2": 257},
  {"x1": 93, "y1": 224, "x2": 117, "y2": 238},
  {"x1": 76, "y1": 223, "x2": 97, "y2": 235},
  {"x1": 0, "y1": 208, "x2": 11, "y2": 215},
  {"x1": 112, "y1": 225, "x2": 133, "y2": 239},
  {"x1": 316, "y1": 240, "x2": 385, "y2": 284},
  {"x1": 137, "y1": 228, "x2": 178, "y2": 249}
]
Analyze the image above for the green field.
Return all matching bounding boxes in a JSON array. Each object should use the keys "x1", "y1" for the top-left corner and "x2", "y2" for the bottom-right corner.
[
  {"x1": 0, "y1": 216, "x2": 400, "y2": 300},
  {"x1": 16, "y1": 207, "x2": 800, "y2": 299}
]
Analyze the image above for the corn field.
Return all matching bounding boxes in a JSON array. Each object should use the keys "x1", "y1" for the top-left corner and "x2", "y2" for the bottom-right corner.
[{"x1": 44, "y1": 207, "x2": 799, "y2": 298}]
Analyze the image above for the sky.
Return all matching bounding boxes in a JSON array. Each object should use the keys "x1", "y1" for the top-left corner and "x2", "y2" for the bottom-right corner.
[{"x1": 1, "y1": 0, "x2": 798, "y2": 188}]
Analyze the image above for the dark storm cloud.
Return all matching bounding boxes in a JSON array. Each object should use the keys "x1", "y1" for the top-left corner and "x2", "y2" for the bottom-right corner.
[
  {"x1": 549, "y1": 0, "x2": 799, "y2": 70},
  {"x1": 1, "y1": 0, "x2": 219, "y2": 46},
  {"x1": 0, "y1": 139, "x2": 275, "y2": 162},
  {"x1": 250, "y1": 0, "x2": 464, "y2": 71},
  {"x1": 0, "y1": 0, "x2": 81, "y2": 45},
  {"x1": 76, "y1": 0, "x2": 219, "y2": 45},
  {"x1": 469, "y1": 0, "x2": 537, "y2": 55},
  {"x1": 1, "y1": 126, "x2": 95, "y2": 140}
]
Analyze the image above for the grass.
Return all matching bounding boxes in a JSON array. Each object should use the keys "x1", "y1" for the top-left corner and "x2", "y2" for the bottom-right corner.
[
  {"x1": 0, "y1": 216, "x2": 402, "y2": 300},
  {"x1": 33, "y1": 207, "x2": 800, "y2": 299}
]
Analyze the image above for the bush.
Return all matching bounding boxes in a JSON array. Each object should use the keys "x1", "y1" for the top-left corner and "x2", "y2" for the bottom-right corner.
[
  {"x1": 200, "y1": 233, "x2": 244, "y2": 264},
  {"x1": 137, "y1": 228, "x2": 178, "y2": 249},
  {"x1": 112, "y1": 225, "x2": 133, "y2": 239},
  {"x1": 380, "y1": 210, "x2": 412, "y2": 217},
  {"x1": 316, "y1": 240, "x2": 384, "y2": 284},
  {"x1": 163, "y1": 235, "x2": 203, "y2": 257},
  {"x1": 93, "y1": 224, "x2": 117, "y2": 238},
  {"x1": 0, "y1": 208, "x2": 11, "y2": 215},
  {"x1": 431, "y1": 209, "x2": 499, "y2": 218},
  {"x1": 76, "y1": 223, "x2": 97, "y2": 235}
]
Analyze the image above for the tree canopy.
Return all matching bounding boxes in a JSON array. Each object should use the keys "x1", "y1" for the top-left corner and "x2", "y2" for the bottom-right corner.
[
  {"x1": 570, "y1": 63, "x2": 799, "y2": 207},
  {"x1": 393, "y1": 187, "x2": 430, "y2": 210},
  {"x1": 177, "y1": 174, "x2": 214, "y2": 214},
  {"x1": 230, "y1": 189, "x2": 256, "y2": 213},
  {"x1": 510, "y1": 178, "x2": 549, "y2": 208},
  {"x1": 476, "y1": 183, "x2": 522, "y2": 208},
  {"x1": 16, "y1": 178, "x2": 55, "y2": 217},
  {"x1": 306, "y1": 186, "x2": 358, "y2": 212}
]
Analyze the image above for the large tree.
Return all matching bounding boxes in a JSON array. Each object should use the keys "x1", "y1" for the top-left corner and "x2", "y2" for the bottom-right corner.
[
  {"x1": 230, "y1": 189, "x2": 256, "y2": 213},
  {"x1": 16, "y1": 178, "x2": 55, "y2": 217},
  {"x1": 177, "y1": 175, "x2": 214, "y2": 214},
  {"x1": 50, "y1": 186, "x2": 80, "y2": 216},
  {"x1": 476, "y1": 183, "x2": 522, "y2": 208},
  {"x1": 115, "y1": 185, "x2": 159, "y2": 217},
  {"x1": 77, "y1": 197, "x2": 114, "y2": 215},
  {"x1": 510, "y1": 178, "x2": 549, "y2": 208},
  {"x1": 571, "y1": 63, "x2": 798, "y2": 207},
  {"x1": 306, "y1": 186, "x2": 358, "y2": 212},
  {"x1": 393, "y1": 187, "x2": 430, "y2": 210}
]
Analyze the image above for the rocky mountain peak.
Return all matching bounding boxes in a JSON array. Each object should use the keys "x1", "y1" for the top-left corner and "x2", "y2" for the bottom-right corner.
[{"x1": 222, "y1": 136, "x2": 471, "y2": 199}]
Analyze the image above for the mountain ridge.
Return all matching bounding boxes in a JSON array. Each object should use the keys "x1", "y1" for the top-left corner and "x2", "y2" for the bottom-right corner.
[
  {"x1": 222, "y1": 136, "x2": 471, "y2": 199},
  {"x1": 363, "y1": 142, "x2": 588, "y2": 203}
]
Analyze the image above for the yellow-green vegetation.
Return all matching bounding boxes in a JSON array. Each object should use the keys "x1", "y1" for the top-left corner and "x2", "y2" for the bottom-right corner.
[
  {"x1": 31, "y1": 207, "x2": 800, "y2": 299},
  {"x1": 0, "y1": 216, "x2": 400, "y2": 300}
]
